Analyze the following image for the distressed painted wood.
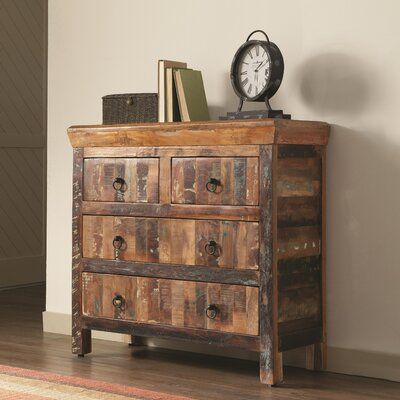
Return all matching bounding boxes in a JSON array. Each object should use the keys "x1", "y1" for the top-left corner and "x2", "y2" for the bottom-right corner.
[
  {"x1": 69, "y1": 120, "x2": 329, "y2": 386},
  {"x1": 276, "y1": 144, "x2": 325, "y2": 367},
  {"x1": 72, "y1": 148, "x2": 91, "y2": 356},
  {"x1": 278, "y1": 285, "x2": 321, "y2": 322},
  {"x1": 278, "y1": 144, "x2": 318, "y2": 159},
  {"x1": 320, "y1": 147, "x2": 328, "y2": 370},
  {"x1": 280, "y1": 327, "x2": 323, "y2": 352},
  {"x1": 82, "y1": 273, "x2": 259, "y2": 336},
  {"x1": 306, "y1": 342, "x2": 325, "y2": 370},
  {"x1": 259, "y1": 145, "x2": 282, "y2": 385},
  {"x1": 82, "y1": 202, "x2": 259, "y2": 221},
  {"x1": 277, "y1": 156, "x2": 321, "y2": 198},
  {"x1": 277, "y1": 226, "x2": 321, "y2": 259},
  {"x1": 159, "y1": 157, "x2": 171, "y2": 203},
  {"x1": 278, "y1": 256, "x2": 320, "y2": 290},
  {"x1": 82, "y1": 316, "x2": 260, "y2": 351},
  {"x1": 84, "y1": 145, "x2": 260, "y2": 158},
  {"x1": 279, "y1": 317, "x2": 322, "y2": 336},
  {"x1": 82, "y1": 216, "x2": 259, "y2": 270},
  {"x1": 68, "y1": 119, "x2": 329, "y2": 148},
  {"x1": 278, "y1": 196, "x2": 320, "y2": 228},
  {"x1": 82, "y1": 259, "x2": 260, "y2": 286},
  {"x1": 83, "y1": 158, "x2": 159, "y2": 202},
  {"x1": 171, "y1": 157, "x2": 259, "y2": 206}
]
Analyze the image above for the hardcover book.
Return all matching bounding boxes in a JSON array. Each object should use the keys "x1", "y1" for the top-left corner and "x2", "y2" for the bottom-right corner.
[
  {"x1": 174, "y1": 69, "x2": 210, "y2": 122},
  {"x1": 157, "y1": 60, "x2": 187, "y2": 122},
  {"x1": 165, "y1": 67, "x2": 188, "y2": 122}
]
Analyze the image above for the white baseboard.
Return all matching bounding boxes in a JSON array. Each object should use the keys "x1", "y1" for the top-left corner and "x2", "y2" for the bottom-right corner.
[
  {"x1": 0, "y1": 255, "x2": 45, "y2": 288},
  {"x1": 42, "y1": 311, "x2": 400, "y2": 382}
]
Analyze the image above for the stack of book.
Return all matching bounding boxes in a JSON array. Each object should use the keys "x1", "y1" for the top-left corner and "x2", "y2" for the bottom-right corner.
[{"x1": 158, "y1": 60, "x2": 210, "y2": 123}]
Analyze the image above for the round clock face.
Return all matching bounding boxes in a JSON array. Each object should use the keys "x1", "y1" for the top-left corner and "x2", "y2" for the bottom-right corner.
[{"x1": 237, "y1": 43, "x2": 271, "y2": 100}]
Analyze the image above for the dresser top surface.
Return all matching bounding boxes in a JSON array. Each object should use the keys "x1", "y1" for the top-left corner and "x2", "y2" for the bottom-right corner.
[{"x1": 68, "y1": 119, "x2": 329, "y2": 148}]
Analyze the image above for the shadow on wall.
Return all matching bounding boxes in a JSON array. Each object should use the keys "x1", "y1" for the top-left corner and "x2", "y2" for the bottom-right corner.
[
  {"x1": 164, "y1": 53, "x2": 400, "y2": 378},
  {"x1": 285, "y1": 123, "x2": 400, "y2": 377},
  {"x1": 210, "y1": 52, "x2": 373, "y2": 119},
  {"x1": 208, "y1": 72, "x2": 237, "y2": 119},
  {"x1": 286, "y1": 54, "x2": 400, "y2": 374},
  {"x1": 296, "y1": 52, "x2": 372, "y2": 116}
]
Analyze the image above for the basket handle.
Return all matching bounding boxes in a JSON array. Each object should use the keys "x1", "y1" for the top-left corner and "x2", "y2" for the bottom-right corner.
[{"x1": 246, "y1": 30, "x2": 270, "y2": 44}]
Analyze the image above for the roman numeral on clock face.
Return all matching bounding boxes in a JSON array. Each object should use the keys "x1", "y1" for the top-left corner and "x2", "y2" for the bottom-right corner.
[{"x1": 238, "y1": 42, "x2": 271, "y2": 98}]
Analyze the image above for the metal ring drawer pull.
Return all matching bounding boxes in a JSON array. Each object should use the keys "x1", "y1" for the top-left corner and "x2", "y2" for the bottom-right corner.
[
  {"x1": 205, "y1": 178, "x2": 221, "y2": 193},
  {"x1": 112, "y1": 295, "x2": 124, "y2": 309},
  {"x1": 205, "y1": 304, "x2": 218, "y2": 319},
  {"x1": 112, "y1": 177, "x2": 125, "y2": 191},
  {"x1": 112, "y1": 235, "x2": 124, "y2": 250},
  {"x1": 205, "y1": 240, "x2": 219, "y2": 257}
]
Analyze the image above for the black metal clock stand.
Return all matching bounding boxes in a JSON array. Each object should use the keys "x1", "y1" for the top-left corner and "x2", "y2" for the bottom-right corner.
[
  {"x1": 220, "y1": 30, "x2": 291, "y2": 121},
  {"x1": 220, "y1": 98, "x2": 291, "y2": 120}
]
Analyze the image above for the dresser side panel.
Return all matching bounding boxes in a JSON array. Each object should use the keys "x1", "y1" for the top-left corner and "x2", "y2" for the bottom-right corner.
[{"x1": 276, "y1": 145, "x2": 324, "y2": 355}]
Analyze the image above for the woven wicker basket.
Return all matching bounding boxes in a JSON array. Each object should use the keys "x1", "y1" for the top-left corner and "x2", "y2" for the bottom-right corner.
[{"x1": 102, "y1": 93, "x2": 158, "y2": 124}]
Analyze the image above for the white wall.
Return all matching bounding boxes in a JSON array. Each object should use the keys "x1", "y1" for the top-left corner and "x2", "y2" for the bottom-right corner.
[{"x1": 47, "y1": 0, "x2": 400, "y2": 380}]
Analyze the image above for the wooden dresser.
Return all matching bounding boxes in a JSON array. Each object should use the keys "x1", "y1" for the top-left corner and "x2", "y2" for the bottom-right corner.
[{"x1": 68, "y1": 119, "x2": 329, "y2": 386}]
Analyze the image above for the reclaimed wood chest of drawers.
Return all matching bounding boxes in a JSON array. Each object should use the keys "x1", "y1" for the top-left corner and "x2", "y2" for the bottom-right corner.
[{"x1": 68, "y1": 119, "x2": 329, "y2": 386}]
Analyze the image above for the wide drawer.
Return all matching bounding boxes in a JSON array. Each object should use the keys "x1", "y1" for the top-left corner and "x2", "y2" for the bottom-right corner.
[
  {"x1": 83, "y1": 158, "x2": 159, "y2": 202},
  {"x1": 82, "y1": 272, "x2": 259, "y2": 335},
  {"x1": 171, "y1": 157, "x2": 259, "y2": 205},
  {"x1": 82, "y1": 215, "x2": 259, "y2": 270}
]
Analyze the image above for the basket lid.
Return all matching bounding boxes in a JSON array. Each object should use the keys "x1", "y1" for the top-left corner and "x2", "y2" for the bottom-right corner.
[{"x1": 102, "y1": 93, "x2": 157, "y2": 100}]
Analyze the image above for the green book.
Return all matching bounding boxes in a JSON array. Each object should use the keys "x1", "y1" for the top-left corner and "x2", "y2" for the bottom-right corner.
[{"x1": 174, "y1": 69, "x2": 210, "y2": 122}]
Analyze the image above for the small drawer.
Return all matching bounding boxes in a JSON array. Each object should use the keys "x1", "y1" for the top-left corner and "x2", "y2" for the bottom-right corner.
[
  {"x1": 82, "y1": 272, "x2": 259, "y2": 335},
  {"x1": 82, "y1": 216, "x2": 259, "y2": 270},
  {"x1": 171, "y1": 157, "x2": 259, "y2": 205},
  {"x1": 83, "y1": 158, "x2": 159, "y2": 203}
]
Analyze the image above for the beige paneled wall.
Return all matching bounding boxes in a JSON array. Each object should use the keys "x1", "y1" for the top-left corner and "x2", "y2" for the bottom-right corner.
[
  {"x1": 46, "y1": 0, "x2": 400, "y2": 381},
  {"x1": 0, "y1": 0, "x2": 47, "y2": 287}
]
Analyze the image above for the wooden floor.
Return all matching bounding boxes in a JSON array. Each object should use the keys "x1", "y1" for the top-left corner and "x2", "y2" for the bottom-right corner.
[{"x1": 0, "y1": 285, "x2": 399, "y2": 400}]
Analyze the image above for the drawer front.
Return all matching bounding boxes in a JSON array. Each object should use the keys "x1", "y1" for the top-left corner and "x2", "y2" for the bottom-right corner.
[
  {"x1": 83, "y1": 158, "x2": 159, "y2": 202},
  {"x1": 82, "y1": 216, "x2": 259, "y2": 270},
  {"x1": 82, "y1": 272, "x2": 259, "y2": 335},
  {"x1": 171, "y1": 157, "x2": 259, "y2": 205}
]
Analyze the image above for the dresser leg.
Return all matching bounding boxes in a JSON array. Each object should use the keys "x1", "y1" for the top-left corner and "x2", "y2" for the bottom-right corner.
[
  {"x1": 72, "y1": 328, "x2": 92, "y2": 356},
  {"x1": 305, "y1": 342, "x2": 326, "y2": 371},
  {"x1": 129, "y1": 335, "x2": 146, "y2": 346},
  {"x1": 260, "y1": 351, "x2": 283, "y2": 386}
]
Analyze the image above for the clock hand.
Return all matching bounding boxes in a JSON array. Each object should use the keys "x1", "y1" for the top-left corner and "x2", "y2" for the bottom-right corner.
[
  {"x1": 255, "y1": 60, "x2": 267, "y2": 72},
  {"x1": 252, "y1": 61, "x2": 263, "y2": 69}
]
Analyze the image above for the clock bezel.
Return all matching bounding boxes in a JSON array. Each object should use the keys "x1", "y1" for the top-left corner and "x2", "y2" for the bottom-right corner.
[
  {"x1": 230, "y1": 38, "x2": 284, "y2": 103},
  {"x1": 230, "y1": 40, "x2": 271, "y2": 101}
]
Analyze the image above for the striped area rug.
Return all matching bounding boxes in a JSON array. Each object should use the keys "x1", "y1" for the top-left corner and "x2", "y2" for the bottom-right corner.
[{"x1": 0, "y1": 365, "x2": 193, "y2": 400}]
